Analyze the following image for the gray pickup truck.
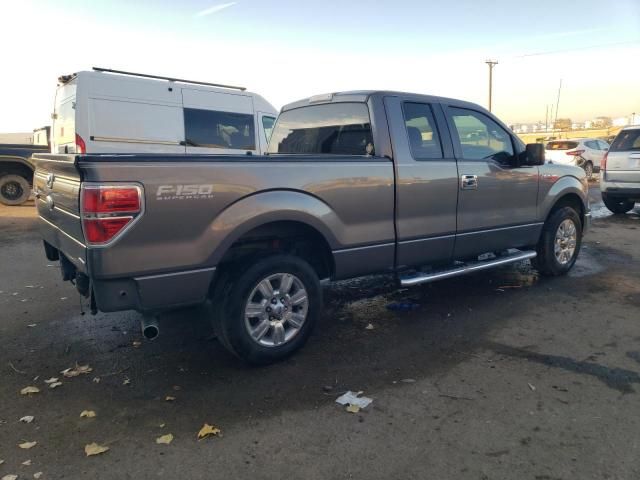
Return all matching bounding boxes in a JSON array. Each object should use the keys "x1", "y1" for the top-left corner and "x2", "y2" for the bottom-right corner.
[{"x1": 33, "y1": 91, "x2": 591, "y2": 364}]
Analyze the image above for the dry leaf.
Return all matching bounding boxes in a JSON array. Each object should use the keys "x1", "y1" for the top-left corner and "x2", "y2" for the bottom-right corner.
[
  {"x1": 159, "y1": 423, "x2": 166, "y2": 428},
  {"x1": 20, "y1": 386, "x2": 40, "y2": 395},
  {"x1": 346, "y1": 404, "x2": 361, "y2": 413},
  {"x1": 0, "y1": 460, "x2": 4, "y2": 465},
  {"x1": 92, "y1": 377, "x2": 101, "y2": 384},
  {"x1": 20, "y1": 415, "x2": 35, "y2": 423},
  {"x1": 44, "y1": 377, "x2": 59, "y2": 384},
  {"x1": 49, "y1": 382, "x2": 63, "y2": 389},
  {"x1": 197, "y1": 423, "x2": 221, "y2": 440},
  {"x1": 19, "y1": 441, "x2": 37, "y2": 449},
  {"x1": 84, "y1": 443, "x2": 109, "y2": 457},
  {"x1": 155, "y1": 433, "x2": 173, "y2": 445},
  {"x1": 132, "y1": 341, "x2": 142, "y2": 348},
  {"x1": 61, "y1": 364, "x2": 92, "y2": 378},
  {"x1": 365, "y1": 323, "x2": 375, "y2": 330},
  {"x1": 22, "y1": 459, "x2": 32, "y2": 466},
  {"x1": 165, "y1": 396, "x2": 176, "y2": 402},
  {"x1": 34, "y1": 473, "x2": 44, "y2": 479},
  {"x1": 80, "y1": 410, "x2": 96, "y2": 418},
  {"x1": 27, "y1": 324, "x2": 37, "y2": 328},
  {"x1": 122, "y1": 378, "x2": 131, "y2": 386},
  {"x1": 2, "y1": 475, "x2": 18, "y2": 480},
  {"x1": 528, "y1": 383, "x2": 536, "y2": 391}
]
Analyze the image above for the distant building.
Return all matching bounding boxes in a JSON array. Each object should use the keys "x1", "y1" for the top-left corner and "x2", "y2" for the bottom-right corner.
[
  {"x1": 584, "y1": 120, "x2": 593, "y2": 129},
  {"x1": 612, "y1": 117, "x2": 628, "y2": 127}
]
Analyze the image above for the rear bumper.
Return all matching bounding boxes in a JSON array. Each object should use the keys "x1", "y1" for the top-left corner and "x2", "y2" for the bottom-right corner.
[
  {"x1": 92, "y1": 267, "x2": 216, "y2": 313},
  {"x1": 601, "y1": 182, "x2": 640, "y2": 201}
]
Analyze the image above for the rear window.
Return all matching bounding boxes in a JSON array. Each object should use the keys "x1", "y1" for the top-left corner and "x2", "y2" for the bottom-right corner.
[
  {"x1": 184, "y1": 108, "x2": 255, "y2": 150},
  {"x1": 610, "y1": 130, "x2": 640, "y2": 152},
  {"x1": 268, "y1": 103, "x2": 373, "y2": 155},
  {"x1": 546, "y1": 141, "x2": 578, "y2": 151}
]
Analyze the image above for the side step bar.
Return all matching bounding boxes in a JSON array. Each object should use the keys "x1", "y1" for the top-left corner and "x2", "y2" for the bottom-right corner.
[{"x1": 399, "y1": 250, "x2": 537, "y2": 287}]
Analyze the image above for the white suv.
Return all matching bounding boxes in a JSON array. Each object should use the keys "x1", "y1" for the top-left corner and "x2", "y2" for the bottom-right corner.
[
  {"x1": 545, "y1": 138, "x2": 609, "y2": 180},
  {"x1": 601, "y1": 126, "x2": 640, "y2": 214}
]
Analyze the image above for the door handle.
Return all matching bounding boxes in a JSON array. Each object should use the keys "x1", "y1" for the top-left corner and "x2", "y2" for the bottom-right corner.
[{"x1": 460, "y1": 174, "x2": 478, "y2": 190}]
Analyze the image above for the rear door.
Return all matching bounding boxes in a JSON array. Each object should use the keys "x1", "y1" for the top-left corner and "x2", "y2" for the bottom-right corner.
[
  {"x1": 33, "y1": 155, "x2": 86, "y2": 271},
  {"x1": 605, "y1": 129, "x2": 640, "y2": 182},
  {"x1": 181, "y1": 89, "x2": 257, "y2": 155},
  {"x1": 444, "y1": 106, "x2": 540, "y2": 259}
]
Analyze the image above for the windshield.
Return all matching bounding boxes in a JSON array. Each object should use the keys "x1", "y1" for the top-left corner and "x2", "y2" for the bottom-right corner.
[{"x1": 268, "y1": 103, "x2": 373, "y2": 155}]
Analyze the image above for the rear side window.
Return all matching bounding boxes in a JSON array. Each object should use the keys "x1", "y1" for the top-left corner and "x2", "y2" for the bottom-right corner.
[
  {"x1": 268, "y1": 103, "x2": 373, "y2": 155},
  {"x1": 546, "y1": 141, "x2": 578, "y2": 150},
  {"x1": 184, "y1": 108, "x2": 256, "y2": 150},
  {"x1": 449, "y1": 108, "x2": 513, "y2": 161},
  {"x1": 262, "y1": 116, "x2": 276, "y2": 141},
  {"x1": 610, "y1": 130, "x2": 640, "y2": 152},
  {"x1": 585, "y1": 140, "x2": 598, "y2": 150},
  {"x1": 402, "y1": 103, "x2": 443, "y2": 159}
]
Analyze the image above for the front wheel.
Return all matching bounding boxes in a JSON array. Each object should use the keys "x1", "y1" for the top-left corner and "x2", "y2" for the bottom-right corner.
[
  {"x1": 213, "y1": 254, "x2": 322, "y2": 365},
  {"x1": 532, "y1": 206, "x2": 582, "y2": 276},
  {"x1": 602, "y1": 194, "x2": 635, "y2": 214},
  {"x1": 0, "y1": 174, "x2": 31, "y2": 206}
]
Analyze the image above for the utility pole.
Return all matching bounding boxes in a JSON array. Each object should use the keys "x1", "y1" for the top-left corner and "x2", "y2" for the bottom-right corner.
[
  {"x1": 553, "y1": 79, "x2": 562, "y2": 133},
  {"x1": 485, "y1": 59, "x2": 498, "y2": 112},
  {"x1": 545, "y1": 105, "x2": 549, "y2": 132}
]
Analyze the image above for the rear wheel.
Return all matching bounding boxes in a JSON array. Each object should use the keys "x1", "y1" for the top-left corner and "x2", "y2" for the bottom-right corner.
[
  {"x1": 0, "y1": 174, "x2": 30, "y2": 206},
  {"x1": 532, "y1": 206, "x2": 582, "y2": 276},
  {"x1": 602, "y1": 194, "x2": 635, "y2": 214},
  {"x1": 213, "y1": 254, "x2": 322, "y2": 364}
]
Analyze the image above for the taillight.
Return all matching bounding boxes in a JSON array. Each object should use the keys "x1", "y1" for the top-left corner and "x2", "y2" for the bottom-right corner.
[
  {"x1": 602, "y1": 151, "x2": 608, "y2": 171},
  {"x1": 566, "y1": 149, "x2": 585, "y2": 156},
  {"x1": 75, "y1": 134, "x2": 86, "y2": 154},
  {"x1": 81, "y1": 185, "x2": 143, "y2": 245}
]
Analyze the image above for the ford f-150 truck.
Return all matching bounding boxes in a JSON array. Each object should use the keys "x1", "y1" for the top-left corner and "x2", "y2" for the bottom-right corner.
[{"x1": 32, "y1": 91, "x2": 591, "y2": 364}]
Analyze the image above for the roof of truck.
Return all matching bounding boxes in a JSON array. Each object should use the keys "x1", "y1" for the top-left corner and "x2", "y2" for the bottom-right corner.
[{"x1": 281, "y1": 90, "x2": 484, "y2": 113}]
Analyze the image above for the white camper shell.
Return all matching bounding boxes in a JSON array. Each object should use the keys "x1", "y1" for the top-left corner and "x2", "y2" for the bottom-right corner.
[{"x1": 52, "y1": 68, "x2": 278, "y2": 155}]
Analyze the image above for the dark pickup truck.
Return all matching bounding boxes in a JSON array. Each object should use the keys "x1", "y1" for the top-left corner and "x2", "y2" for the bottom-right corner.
[
  {"x1": 0, "y1": 143, "x2": 49, "y2": 205},
  {"x1": 33, "y1": 91, "x2": 590, "y2": 363}
]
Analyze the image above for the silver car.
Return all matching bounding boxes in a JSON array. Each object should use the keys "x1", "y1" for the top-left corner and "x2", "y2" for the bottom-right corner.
[
  {"x1": 600, "y1": 126, "x2": 640, "y2": 214},
  {"x1": 545, "y1": 138, "x2": 609, "y2": 180}
]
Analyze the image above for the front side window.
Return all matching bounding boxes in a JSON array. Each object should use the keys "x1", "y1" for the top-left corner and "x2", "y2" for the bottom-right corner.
[
  {"x1": 184, "y1": 108, "x2": 255, "y2": 150},
  {"x1": 402, "y1": 102, "x2": 443, "y2": 160},
  {"x1": 262, "y1": 116, "x2": 276, "y2": 142},
  {"x1": 268, "y1": 103, "x2": 373, "y2": 155},
  {"x1": 450, "y1": 107, "x2": 514, "y2": 162}
]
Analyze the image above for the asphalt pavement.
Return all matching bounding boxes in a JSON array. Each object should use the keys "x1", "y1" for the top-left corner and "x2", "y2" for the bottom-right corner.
[{"x1": 0, "y1": 185, "x2": 639, "y2": 479}]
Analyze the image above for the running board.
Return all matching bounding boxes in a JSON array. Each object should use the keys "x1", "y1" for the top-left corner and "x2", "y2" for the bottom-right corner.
[{"x1": 399, "y1": 250, "x2": 537, "y2": 287}]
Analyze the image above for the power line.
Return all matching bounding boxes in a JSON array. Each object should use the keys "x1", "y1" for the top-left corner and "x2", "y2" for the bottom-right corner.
[{"x1": 515, "y1": 40, "x2": 639, "y2": 58}]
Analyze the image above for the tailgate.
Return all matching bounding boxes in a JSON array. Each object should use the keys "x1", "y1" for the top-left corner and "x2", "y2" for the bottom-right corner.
[
  {"x1": 605, "y1": 151, "x2": 640, "y2": 183},
  {"x1": 33, "y1": 154, "x2": 86, "y2": 271}
]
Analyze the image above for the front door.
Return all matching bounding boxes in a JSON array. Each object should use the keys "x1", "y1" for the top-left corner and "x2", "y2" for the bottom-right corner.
[
  {"x1": 444, "y1": 106, "x2": 540, "y2": 259},
  {"x1": 385, "y1": 97, "x2": 459, "y2": 269}
]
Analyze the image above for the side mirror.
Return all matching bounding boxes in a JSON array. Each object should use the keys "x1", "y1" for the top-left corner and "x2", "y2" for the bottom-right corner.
[{"x1": 524, "y1": 143, "x2": 545, "y2": 166}]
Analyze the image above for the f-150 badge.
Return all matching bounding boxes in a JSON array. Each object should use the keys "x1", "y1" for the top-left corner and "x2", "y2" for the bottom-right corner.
[{"x1": 156, "y1": 184, "x2": 214, "y2": 200}]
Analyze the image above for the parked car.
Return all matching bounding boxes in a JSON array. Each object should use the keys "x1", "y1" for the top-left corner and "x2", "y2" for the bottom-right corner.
[
  {"x1": 52, "y1": 68, "x2": 278, "y2": 155},
  {"x1": 33, "y1": 90, "x2": 590, "y2": 364},
  {"x1": 600, "y1": 126, "x2": 640, "y2": 214},
  {"x1": 545, "y1": 138, "x2": 609, "y2": 180}
]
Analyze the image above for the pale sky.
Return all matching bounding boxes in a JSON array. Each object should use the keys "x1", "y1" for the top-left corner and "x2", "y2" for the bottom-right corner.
[{"x1": 1, "y1": 0, "x2": 639, "y2": 132}]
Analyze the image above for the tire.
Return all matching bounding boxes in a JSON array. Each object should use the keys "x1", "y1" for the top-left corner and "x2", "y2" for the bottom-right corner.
[
  {"x1": 0, "y1": 174, "x2": 31, "y2": 206},
  {"x1": 602, "y1": 194, "x2": 635, "y2": 214},
  {"x1": 532, "y1": 206, "x2": 582, "y2": 276},
  {"x1": 214, "y1": 254, "x2": 322, "y2": 365},
  {"x1": 583, "y1": 161, "x2": 593, "y2": 180}
]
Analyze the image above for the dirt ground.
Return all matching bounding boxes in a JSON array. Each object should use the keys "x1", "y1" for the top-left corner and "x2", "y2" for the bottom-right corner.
[{"x1": 0, "y1": 186, "x2": 639, "y2": 480}]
